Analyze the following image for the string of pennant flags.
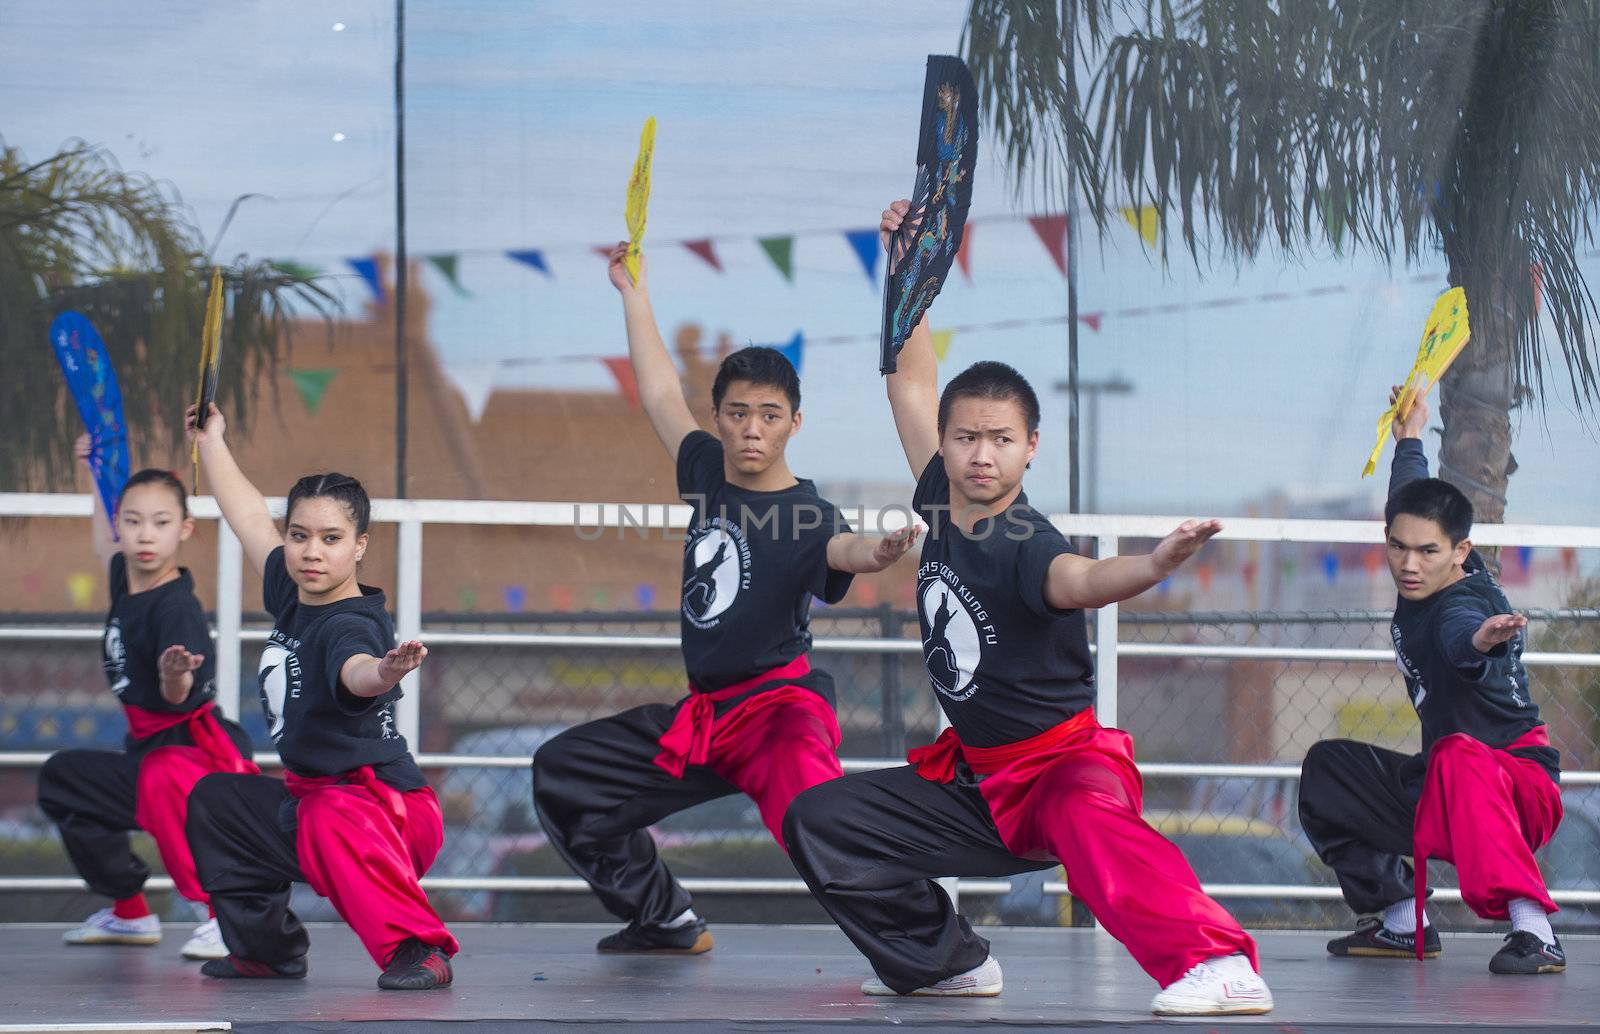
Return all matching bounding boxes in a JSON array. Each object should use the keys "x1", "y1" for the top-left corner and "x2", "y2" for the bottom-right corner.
[
  {"x1": 289, "y1": 207, "x2": 1167, "y2": 303},
  {"x1": 272, "y1": 205, "x2": 1479, "y2": 422}
]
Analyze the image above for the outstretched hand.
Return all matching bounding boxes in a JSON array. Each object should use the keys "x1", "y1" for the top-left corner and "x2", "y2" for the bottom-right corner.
[
  {"x1": 1151, "y1": 519, "x2": 1224, "y2": 576},
  {"x1": 1472, "y1": 613, "x2": 1526, "y2": 654},
  {"x1": 158, "y1": 644, "x2": 205, "y2": 681},
  {"x1": 376, "y1": 640, "x2": 428, "y2": 686},
  {"x1": 872, "y1": 525, "x2": 922, "y2": 569}
]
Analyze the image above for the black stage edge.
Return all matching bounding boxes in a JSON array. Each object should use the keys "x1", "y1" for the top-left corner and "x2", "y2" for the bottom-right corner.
[{"x1": 1, "y1": 923, "x2": 1594, "y2": 1032}]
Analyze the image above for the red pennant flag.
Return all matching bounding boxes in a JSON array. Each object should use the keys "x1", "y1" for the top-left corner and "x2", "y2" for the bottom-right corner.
[
  {"x1": 955, "y1": 226, "x2": 974, "y2": 283},
  {"x1": 1241, "y1": 560, "x2": 1258, "y2": 590},
  {"x1": 683, "y1": 239, "x2": 723, "y2": 272},
  {"x1": 550, "y1": 585, "x2": 575, "y2": 611},
  {"x1": 1079, "y1": 312, "x2": 1103, "y2": 332},
  {"x1": 1562, "y1": 547, "x2": 1578, "y2": 574},
  {"x1": 1029, "y1": 214, "x2": 1069, "y2": 276},
  {"x1": 602, "y1": 357, "x2": 640, "y2": 409}
]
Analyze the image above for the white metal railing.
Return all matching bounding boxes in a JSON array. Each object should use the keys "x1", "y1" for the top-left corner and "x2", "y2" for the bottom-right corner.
[{"x1": 2, "y1": 492, "x2": 1598, "y2": 906}]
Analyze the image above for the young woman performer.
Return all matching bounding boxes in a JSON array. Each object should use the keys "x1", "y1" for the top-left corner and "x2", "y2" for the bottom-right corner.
[
  {"x1": 182, "y1": 403, "x2": 458, "y2": 989},
  {"x1": 39, "y1": 435, "x2": 255, "y2": 960}
]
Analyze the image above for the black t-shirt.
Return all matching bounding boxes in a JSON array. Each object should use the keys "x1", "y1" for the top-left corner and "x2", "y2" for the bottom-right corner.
[
  {"x1": 259, "y1": 547, "x2": 424, "y2": 789},
  {"x1": 103, "y1": 553, "x2": 216, "y2": 716},
  {"x1": 1387, "y1": 440, "x2": 1558, "y2": 781},
  {"x1": 911, "y1": 456, "x2": 1095, "y2": 747},
  {"x1": 676, "y1": 430, "x2": 854, "y2": 691}
]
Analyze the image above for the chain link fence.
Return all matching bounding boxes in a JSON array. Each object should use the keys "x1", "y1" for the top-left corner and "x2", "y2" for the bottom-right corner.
[{"x1": 4, "y1": 597, "x2": 1598, "y2": 930}]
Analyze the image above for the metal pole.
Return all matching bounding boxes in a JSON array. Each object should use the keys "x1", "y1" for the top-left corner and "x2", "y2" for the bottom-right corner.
[
  {"x1": 393, "y1": 0, "x2": 409, "y2": 498},
  {"x1": 214, "y1": 522, "x2": 242, "y2": 721},
  {"x1": 1064, "y1": 6, "x2": 1082, "y2": 517},
  {"x1": 396, "y1": 519, "x2": 423, "y2": 746}
]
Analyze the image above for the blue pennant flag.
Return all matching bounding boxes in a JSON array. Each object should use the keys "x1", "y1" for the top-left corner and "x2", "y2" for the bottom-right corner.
[
  {"x1": 845, "y1": 229, "x2": 880, "y2": 284},
  {"x1": 49, "y1": 313, "x2": 130, "y2": 534},
  {"x1": 347, "y1": 256, "x2": 384, "y2": 303},
  {"x1": 773, "y1": 331, "x2": 804, "y2": 375},
  {"x1": 507, "y1": 249, "x2": 551, "y2": 278}
]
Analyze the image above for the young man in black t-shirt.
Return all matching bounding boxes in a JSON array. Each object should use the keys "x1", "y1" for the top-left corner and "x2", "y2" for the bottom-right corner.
[
  {"x1": 781, "y1": 200, "x2": 1272, "y2": 1017},
  {"x1": 1299, "y1": 388, "x2": 1564, "y2": 975},
  {"x1": 531, "y1": 243, "x2": 918, "y2": 955}
]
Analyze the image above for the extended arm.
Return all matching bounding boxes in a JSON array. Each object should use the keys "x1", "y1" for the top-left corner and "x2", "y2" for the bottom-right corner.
[{"x1": 1044, "y1": 519, "x2": 1223, "y2": 610}]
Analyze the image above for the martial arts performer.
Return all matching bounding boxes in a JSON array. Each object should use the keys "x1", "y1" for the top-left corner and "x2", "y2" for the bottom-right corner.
[
  {"x1": 39, "y1": 438, "x2": 254, "y2": 960},
  {"x1": 1300, "y1": 386, "x2": 1564, "y2": 974},
  {"x1": 531, "y1": 244, "x2": 918, "y2": 955},
  {"x1": 183, "y1": 404, "x2": 458, "y2": 989},
  {"x1": 781, "y1": 201, "x2": 1273, "y2": 1017}
]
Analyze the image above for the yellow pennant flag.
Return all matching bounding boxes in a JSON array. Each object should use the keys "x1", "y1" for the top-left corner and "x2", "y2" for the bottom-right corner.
[
  {"x1": 624, "y1": 117, "x2": 656, "y2": 285},
  {"x1": 1120, "y1": 206, "x2": 1160, "y2": 248},
  {"x1": 192, "y1": 268, "x2": 225, "y2": 491},
  {"x1": 1361, "y1": 287, "x2": 1471, "y2": 477},
  {"x1": 930, "y1": 328, "x2": 955, "y2": 361}
]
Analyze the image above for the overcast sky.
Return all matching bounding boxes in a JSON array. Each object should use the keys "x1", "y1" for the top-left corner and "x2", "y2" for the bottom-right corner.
[{"x1": 3, "y1": 0, "x2": 1596, "y2": 522}]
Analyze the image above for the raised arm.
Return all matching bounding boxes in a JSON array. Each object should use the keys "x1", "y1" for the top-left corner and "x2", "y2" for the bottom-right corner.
[
  {"x1": 880, "y1": 201, "x2": 941, "y2": 477},
  {"x1": 341, "y1": 640, "x2": 427, "y2": 698},
  {"x1": 1388, "y1": 378, "x2": 1432, "y2": 497},
  {"x1": 1044, "y1": 519, "x2": 1223, "y2": 610},
  {"x1": 75, "y1": 433, "x2": 117, "y2": 565},
  {"x1": 186, "y1": 403, "x2": 281, "y2": 577},
  {"x1": 607, "y1": 243, "x2": 700, "y2": 460}
]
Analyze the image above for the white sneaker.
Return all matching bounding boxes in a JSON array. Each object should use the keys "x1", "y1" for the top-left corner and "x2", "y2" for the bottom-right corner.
[
  {"x1": 1150, "y1": 953, "x2": 1273, "y2": 1016},
  {"x1": 180, "y1": 917, "x2": 227, "y2": 960},
  {"x1": 63, "y1": 907, "x2": 161, "y2": 946},
  {"x1": 861, "y1": 955, "x2": 1002, "y2": 997}
]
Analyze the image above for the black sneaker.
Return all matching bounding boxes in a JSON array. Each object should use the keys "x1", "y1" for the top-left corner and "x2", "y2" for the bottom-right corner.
[
  {"x1": 1489, "y1": 931, "x2": 1565, "y2": 975},
  {"x1": 200, "y1": 954, "x2": 307, "y2": 979},
  {"x1": 378, "y1": 938, "x2": 454, "y2": 990},
  {"x1": 596, "y1": 918, "x2": 713, "y2": 955},
  {"x1": 1327, "y1": 916, "x2": 1441, "y2": 959}
]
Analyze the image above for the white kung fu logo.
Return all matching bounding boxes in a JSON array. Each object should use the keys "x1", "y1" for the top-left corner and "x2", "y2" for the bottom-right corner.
[
  {"x1": 918, "y1": 563, "x2": 996, "y2": 701},
  {"x1": 682, "y1": 519, "x2": 751, "y2": 629},
  {"x1": 258, "y1": 634, "x2": 303, "y2": 742},
  {"x1": 103, "y1": 618, "x2": 129, "y2": 698}
]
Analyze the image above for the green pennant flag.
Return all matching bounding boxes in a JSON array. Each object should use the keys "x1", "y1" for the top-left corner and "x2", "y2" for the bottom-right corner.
[
  {"x1": 289, "y1": 368, "x2": 337, "y2": 415},
  {"x1": 1318, "y1": 189, "x2": 1347, "y2": 251},
  {"x1": 269, "y1": 259, "x2": 324, "y2": 280},
  {"x1": 428, "y1": 254, "x2": 471, "y2": 296},
  {"x1": 758, "y1": 235, "x2": 795, "y2": 282}
]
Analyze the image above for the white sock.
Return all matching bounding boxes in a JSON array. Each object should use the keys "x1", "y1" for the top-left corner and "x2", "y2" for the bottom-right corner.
[
  {"x1": 1509, "y1": 898, "x2": 1554, "y2": 943},
  {"x1": 659, "y1": 908, "x2": 699, "y2": 929},
  {"x1": 1381, "y1": 897, "x2": 1429, "y2": 935},
  {"x1": 1205, "y1": 953, "x2": 1256, "y2": 980}
]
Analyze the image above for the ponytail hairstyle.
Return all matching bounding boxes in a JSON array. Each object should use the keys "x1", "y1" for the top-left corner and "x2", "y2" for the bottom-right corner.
[
  {"x1": 119, "y1": 468, "x2": 190, "y2": 517},
  {"x1": 286, "y1": 472, "x2": 370, "y2": 534}
]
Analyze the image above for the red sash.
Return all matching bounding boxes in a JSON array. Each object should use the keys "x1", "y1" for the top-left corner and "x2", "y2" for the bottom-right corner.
[
  {"x1": 654, "y1": 655, "x2": 815, "y2": 778},
  {"x1": 908, "y1": 706, "x2": 1103, "y2": 782},
  {"x1": 124, "y1": 701, "x2": 258, "y2": 776},
  {"x1": 284, "y1": 765, "x2": 408, "y2": 831}
]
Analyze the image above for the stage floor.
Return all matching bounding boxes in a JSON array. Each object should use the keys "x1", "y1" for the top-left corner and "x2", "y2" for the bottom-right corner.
[{"x1": 0, "y1": 923, "x2": 1594, "y2": 1032}]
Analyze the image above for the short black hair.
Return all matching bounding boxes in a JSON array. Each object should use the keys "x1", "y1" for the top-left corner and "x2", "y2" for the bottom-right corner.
[
  {"x1": 119, "y1": 468, "x2": 189, "y2": 518},
  {"x1": 287, "y1": 472, "x2": 371, "y2": 535},
  {"x1": 1385, "y1": 477, "x2": 1473, "y2": 544},
  {"x1": 938, "y1": 361, "x2": 1041, "y2": 436},
  {"x1": 712, "y1": 346, "x2": 801, "y2": 413}
]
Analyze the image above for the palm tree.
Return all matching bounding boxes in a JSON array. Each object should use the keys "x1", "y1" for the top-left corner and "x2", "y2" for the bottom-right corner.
[
  {"x1": 0, "y1": 138, "x2": 337, "y2": 493},
  {"x1": 964, "y1": 1, "x2": 1600, "y2": 528}
]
